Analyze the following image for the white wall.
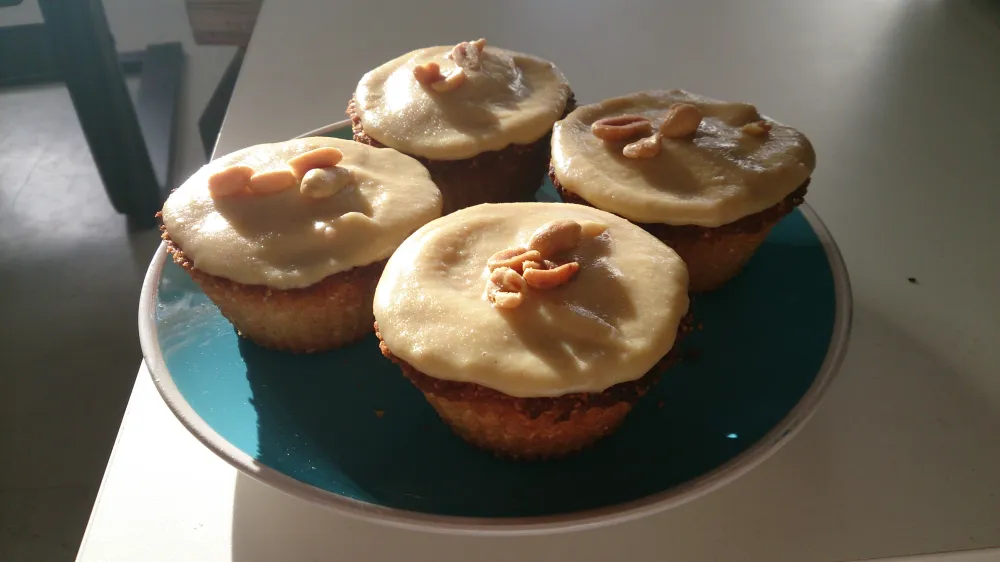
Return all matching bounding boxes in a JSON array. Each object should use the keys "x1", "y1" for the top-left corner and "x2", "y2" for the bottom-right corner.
[{"x1": 0, "y1": 0, "x2": 42, "y2": 25}]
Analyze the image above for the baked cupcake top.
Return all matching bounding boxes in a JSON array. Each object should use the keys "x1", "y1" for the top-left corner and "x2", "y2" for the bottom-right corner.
[
  {"x1": 551, "y1": 90, "x2": 816, "y2": 228},
  {"x1": 353, "y1": 39, "x2": 571, "y2": 161},
  {"x1": 161, "y1": 137, "x2": 442, "y2": 290},
  {"x1": 374, "y1": 203, "x2": 689, "y2": 398}
]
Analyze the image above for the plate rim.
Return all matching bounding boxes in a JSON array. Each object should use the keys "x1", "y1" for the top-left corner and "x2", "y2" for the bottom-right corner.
[{"x1": 139, "y1": 120, "x2": 853, "y2": 536}]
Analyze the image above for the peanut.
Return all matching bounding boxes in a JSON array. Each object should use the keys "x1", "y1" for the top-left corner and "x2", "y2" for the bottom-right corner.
[
  {"x1": 207, "y1": 165, "x2": 254, "y2": 197},
  {"x1": 659, "y1": 103, "x2": 702, "y2": 138},
  {"x1": 489, "y1": 266, "x2": 527, "y2": 293},
  {"x1": 523, "y1": 261, "x2": 580, "y2": 290},
  {"x1": 579, "y1": 220, "x2": 608, "y2": 238},
  {"x1": 412, "y1": 62, "x2": 443, "y2": 85},
  {"x1": 623, "y1": 133, "x2": 661, "y2": 159},
  {"x1": 287, "y1": 147, "x2": 344, "y2": 180},
  {"x1": 248, "y1": 168, "x2": 297, "y2": 194},
  {"x1": 487, "y1": 247, "x2": 542, "y2": 273},
  {"x1": 299, "y1": 167, "x2": 353, "y2": 199},
  {"x1": 489, "y1": 289, "x2": 524, "y2": 309},
  {"x1": 742, "y1": 120, "x2": 772, "y2": 136},
  {"x1": 522, "y1": 259, "x2": 562, "y2": 271},
  {"x1": 591, "y1": 115, "x2": 653, "y2": 142},
  {"x1": 486, "y1": 266, "x2": 527, "y2": 309},
  {"x1": 449, "y1": 40, "x2": 482, "y2": 70},
  {"x1": 429, "y1": 68, "x2": 467, "y2": 93},
  {"x1": 527, "y1": 220, "x2": 583, "y2": 257}
]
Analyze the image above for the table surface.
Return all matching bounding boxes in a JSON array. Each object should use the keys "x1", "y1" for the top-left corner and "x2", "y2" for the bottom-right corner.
[{"x1": 79, "y1": 0, "x2": 1000, "y2": 560}]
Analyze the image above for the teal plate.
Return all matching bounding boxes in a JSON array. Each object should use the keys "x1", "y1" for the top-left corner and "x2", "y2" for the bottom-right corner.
[{"x1": 140, "y1": 122, "x2": 851, "y2": 534}]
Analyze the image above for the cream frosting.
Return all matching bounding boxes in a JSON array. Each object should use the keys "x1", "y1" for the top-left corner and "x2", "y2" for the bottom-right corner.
[
  {"x1": 551, "y1": 90, "x2": 816, "y2": 227},
  {"x1": 161, "y1": 137, "x2": 442, "y2": 289},
  {"x1": 373, "y1": 203, "x2": 689, "y2": 398},
  {"x1": 354, "y1": 44, "x2": 571, "y2": 160}
]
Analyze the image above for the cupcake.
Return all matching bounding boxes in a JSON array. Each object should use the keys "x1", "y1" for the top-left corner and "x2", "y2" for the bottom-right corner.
[
  {"x1": 374, "y1": 202, "x2": 689, "y2": 459},
  {"x1": 550, "y1": 90, "x2": 816, "y2": 292},
  {"x1": 160, "y1": 137, "x2": 442, "y2": 352},
  {"x1": 348, "y1": 39, "x2": 573, "y2": 214}
]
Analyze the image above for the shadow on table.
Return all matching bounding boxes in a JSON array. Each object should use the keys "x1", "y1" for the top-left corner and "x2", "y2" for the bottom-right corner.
[{"x1": 228, "y1": 298, "x2": 1000, "y2": 561}]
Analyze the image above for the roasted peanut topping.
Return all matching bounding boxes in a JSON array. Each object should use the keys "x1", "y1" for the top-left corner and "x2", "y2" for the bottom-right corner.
[
  {"x1": 527, "y1": 219, "x2": 583, "y2": 256},
  {"x1": 429, "y1": 68, "x2": 466, "y2": 93},
  {"x1": 287, "y1": 147, "x2": 344, "y2": 180},
  {"x1": 659, "y1": 103, "x2": 702, "y2": 138},
  {"x1": 623, "y1": 133, "x2": 661, "y2": 159},
  {"x1": 579, "y1": 220, "x2": 608, "y2": 238},
  {"x1": 207, "y1": 165, "x2": 254, "y2": 198},
  {"x1": 742, "y1": 120, "x2": 772, "y2": 136},
  {"x1": 300, "y1": 167, "x2": 353, "y2": 199},
  {"x1": 210, "y1": 146, "x2": 352, "y2": 199},
  {"x1": 487, "y1": 247, "x2": 542, "y2": 274},
  {"x1": 486, "y1": 266, "x2": 527, "y2": 309},
  {"x1": 591, "y1": 114, "x2": 653, "y2": 142},
  {"x1": 522, "y1": 261, "x2": 580, "y2": 290},
  {"x1": 413, "y1": 60, "x2": 467, "y2": 93},
  {"x1": 484, "y1": 219, "x2": 607, "y2": 308},
  {"x1": 448, "y1": 38, "x2": 487, "y2": 71},
  {"x1": 521, "y1": 259, "x2": 544, "y2": 271},
  {"x1": 248, "y1": 169, "x2": 297, "y2": 194},
  {"x1": 412, "y1": 61, "x2": 443, "y2": 85},
  {"x1": 591, "y1": 114, "x2": 670, "y2": 159}
]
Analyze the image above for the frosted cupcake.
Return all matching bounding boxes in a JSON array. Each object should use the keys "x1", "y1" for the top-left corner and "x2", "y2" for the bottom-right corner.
[
  {"x1": 374, "y1": 203, "x2": 689, "y2": 459},
  {"x1": 160, "y1": 137, "x2": 442, "y2": 352},
  {"x1": 348, "y1": 39, "x2": 573, "y2": 214},
  {"x1": 550, "y1": 90, "x2": 816, "y2": 291}
]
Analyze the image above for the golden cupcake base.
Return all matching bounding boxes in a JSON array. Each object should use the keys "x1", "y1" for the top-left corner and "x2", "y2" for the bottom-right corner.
[
  {"x1": 423, "y1": 393, "x2": 634, "y2": 460},
  {"x1": 648, "y1": 224, "x2": 778, "y2": 292},
  {"x1": 376, "y1": 322, "x2": 687, "y2": 460},
  {"x1": 551, "y1": 172, "x2": 808, "y2": 292},
  {"x1": 164, "y1": 235, "x2": 385, "y2": 353}
]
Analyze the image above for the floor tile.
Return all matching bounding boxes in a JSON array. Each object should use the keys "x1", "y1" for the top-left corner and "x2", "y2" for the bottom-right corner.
[{"x1": 0, "y1": 3, "x2": 234, "y2": 556}]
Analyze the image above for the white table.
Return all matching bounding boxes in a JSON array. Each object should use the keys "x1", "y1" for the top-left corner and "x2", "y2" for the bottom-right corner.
[{"x1": 79, "y1": 0, "x2": 1000, "y2": 560}]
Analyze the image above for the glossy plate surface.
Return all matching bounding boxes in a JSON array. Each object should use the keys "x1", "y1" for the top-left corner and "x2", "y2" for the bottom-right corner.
[{"x1": 139, "y1": 123, "x2": 851, "y2": 534}]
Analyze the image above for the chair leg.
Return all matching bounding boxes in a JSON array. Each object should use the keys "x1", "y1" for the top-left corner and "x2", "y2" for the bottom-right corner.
[
  {"x1": 198, "y1": 47, "x2": 245, "y2": 159},
  {"x1": 0, "y1": 23, "x2": 153, "y2": 86},
  {"x1": 135, "y1": 43, "x2": 184, "y2": 199},
  {"x1": 36, "y1": 0, "x2": 183, "y2": 222}
]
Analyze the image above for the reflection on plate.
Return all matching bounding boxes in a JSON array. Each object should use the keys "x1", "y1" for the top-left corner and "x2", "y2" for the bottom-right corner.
[{"x1": 139, "y1": 123, "x2": 851, "y2": 534}]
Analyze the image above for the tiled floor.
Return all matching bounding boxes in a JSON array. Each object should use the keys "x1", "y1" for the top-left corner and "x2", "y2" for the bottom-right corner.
[
  {"x1": 0, "y1": 2, "x2": 235, "y2": 558},
  {"x1": 0, "y1": 83, "x2": 162, "y2": 561}
]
